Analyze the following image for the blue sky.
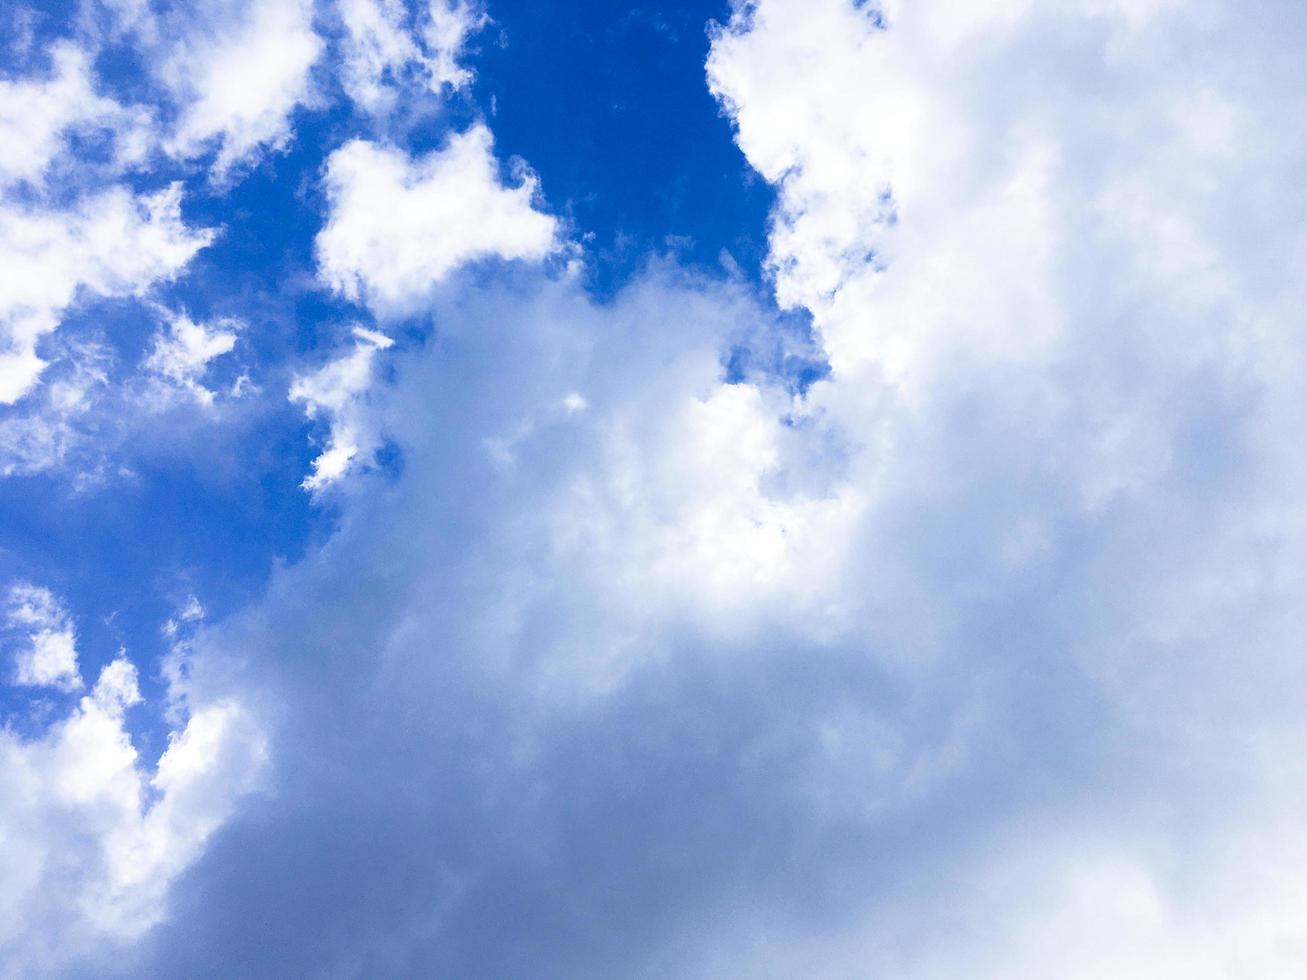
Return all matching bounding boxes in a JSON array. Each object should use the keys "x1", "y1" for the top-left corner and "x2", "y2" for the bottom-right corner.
[{"x1": 3, "y1": 0, "x2": 1307, "y2": 976}]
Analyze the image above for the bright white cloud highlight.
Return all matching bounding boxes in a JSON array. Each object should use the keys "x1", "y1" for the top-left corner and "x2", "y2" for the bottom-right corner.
[
  {"x1": 337, "y1": 0, "x2": 422, "y2": 113},
  {"x1": 162, "y1": 0, "x2": 323, "y2": 178},
  {"x1": 545, "y1": 374, "x2": 862, "y2": 645},
  {"x1": 316, "y1": 124, "x2": 557, "y2": 316}
]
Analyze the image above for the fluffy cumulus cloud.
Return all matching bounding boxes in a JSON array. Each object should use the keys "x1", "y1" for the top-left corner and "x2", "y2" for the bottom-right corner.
[
  {"x1": 337, "y1": 0, "x2": 423, "y2": 113},
  {"x1": 700, "y1": 0, "x2": 1307, "y2": 973},
  {"x1": 7, "y1": 0, "x2": 1307, "y2": 976},
  {"x1": 0, "y1": 591, "x2": 265, "y2": 976},
  {"x1": 131, "y1": 269, "x2": 883, "y2": 976},
  {"x1": 0, "y1": 17, "x2": 298, "y2": 477},
  {"x1": 159, "y1": 0, "x2": 323, "y2": 178},
  {"x1": 316, "y1": 124, "x2": 558, "y2": 316},
  {"x1": 421, "y1": 0, "x2": 488, "y2": 90}
]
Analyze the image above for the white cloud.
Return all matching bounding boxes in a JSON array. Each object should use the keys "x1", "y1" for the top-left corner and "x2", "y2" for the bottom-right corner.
[
  {"x1": 162, "y1": 595, "x2": 205, "y2": 641},
  {"x1": 705, "y1": 0, "x2": 1281, "y2": 396},
  {"x1": 142, "y1": 312, "x2": 241, "y2": 406},
  {"x1": 0, "y1": 646, "x2": 265, "y2": 974},
  {"x1": 0, "y1": 184, "x2": 214, "y2": 405},
  {"x1": 0, "y1": 319, "x2": 251, "y2": 481},
  {"x1": 543, "y1": 373, "x2": 862, "y2": 655},
  {"x1": 0, "y1": 342, "x2": 111, "y2": 476},
  {"x1": 4, "y1": 583, "x2": 82, "y2": 692},
  {"x1": 0, "y1": 40, "x2": 158, "y2": 190},
  {"x1": 129, "y1": 0, "x2": 1307, "y2": 972},
  {"x1": 111, "y1": 266, "x2": 929, "y2": 977},
  {"x1": 337, "y1": 0, "x2": 423, "y2": 113},
  {"x1": 0, "y1": 42, "x2": 155, "y2": 189},
  {"x1": 421, "y1": 0, "x2": 488, "y2": 91},
  {"x1": 696, "y1": 0, "x2": 1307, "y2": 972},
  {"x1": 316, "y1": 124, "x2": 557, "y2": 316},
  {"x1": 0, "y1": 37, "x2": 214, "y2": 442},
  {"x1": 336, "y1": 0, "x2": 485, "y2": 113},
  {"x1": 162, "y1": 0, "x2": 323, "y2": 178},
  {"x1": 6, "y1": 0, "x2": 1305, "y2": 974},
  {"x1": 88, "y1": 697, "x2": 265, "y2": 940},
  {"x1": 289, "y1": 326, "x2": 394, "y2": 491}
]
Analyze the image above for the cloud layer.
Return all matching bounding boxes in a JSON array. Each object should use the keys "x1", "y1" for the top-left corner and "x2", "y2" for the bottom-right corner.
[{"x1": 5, "y1": 0, "x2": 1307, "y2": 976}]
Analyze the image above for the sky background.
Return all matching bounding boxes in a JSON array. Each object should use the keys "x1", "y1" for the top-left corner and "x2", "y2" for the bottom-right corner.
[{"x1": 3, "y1": 0, "x2": 1307, "y2": 977}]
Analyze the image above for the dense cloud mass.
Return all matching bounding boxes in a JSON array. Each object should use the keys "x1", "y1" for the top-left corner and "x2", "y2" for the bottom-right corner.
[{"x1": 3, "y1": 0, "x2": 1307, "y2": 976}]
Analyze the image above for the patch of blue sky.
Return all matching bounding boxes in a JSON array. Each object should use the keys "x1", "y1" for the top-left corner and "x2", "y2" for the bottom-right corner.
[{"x1": 472, "y1": 0, "x2": 777, "y2": 292}]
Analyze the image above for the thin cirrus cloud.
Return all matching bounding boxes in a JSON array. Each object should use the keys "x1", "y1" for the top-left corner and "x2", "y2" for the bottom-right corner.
[{"x1": 2, "y1": 0, "x2": 1307, "y2": 977}]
